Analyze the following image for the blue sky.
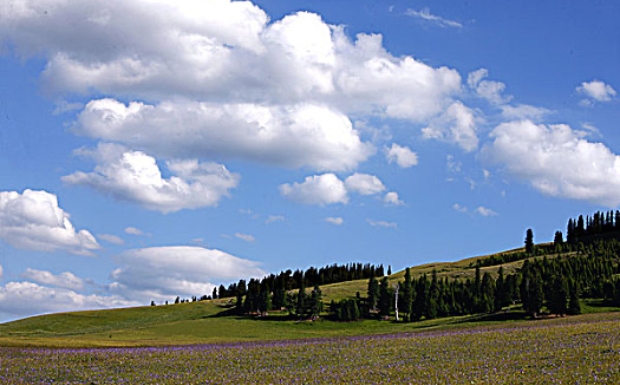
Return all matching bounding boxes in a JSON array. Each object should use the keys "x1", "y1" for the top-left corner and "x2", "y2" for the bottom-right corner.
[{"x1": 0, "y1": 0, "x2": 618, "y2": 322}]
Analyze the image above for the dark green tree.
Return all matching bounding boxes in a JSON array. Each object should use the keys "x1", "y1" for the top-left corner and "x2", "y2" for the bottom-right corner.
[
  {"x1": 553, "y1": 231, "x2": 564, "y2": 251},
  {"x1": 378, "y1": 277, "x2": 392, "y2": 318},
  {"x1": 412, "y1": 275, "x2": 429, "y2": 321},
  {"x1": 525, "y1": 228, "x2": 534, "y2": 255},
  {"x1": 567, "y1": 282, "x2": 581, "y2": 315},
  {"x1": 402, "y1": 267, "x2": 413, "y2": 322},
  {"x1": 296, "y1": 278, "x2": 307, "y2": 318},
  {"x1": 367, "y1": 275, "x2": 380, "y2": 312},
  {"x1": 309, "y1": 285, "x2": 323, "y2": 319},
  {"x1": 547, "y1": 274, "x2": 568, "y2": 316}
]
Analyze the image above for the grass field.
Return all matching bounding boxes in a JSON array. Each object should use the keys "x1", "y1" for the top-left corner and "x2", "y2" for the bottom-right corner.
[{"x1": 1, "y1": 312, "x2": 619, "y2": 384}]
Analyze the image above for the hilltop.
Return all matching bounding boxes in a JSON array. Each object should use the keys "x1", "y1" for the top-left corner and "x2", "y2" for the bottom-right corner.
[{"x1": 1, "y1": 229, "x2": 619, "y2": 348}]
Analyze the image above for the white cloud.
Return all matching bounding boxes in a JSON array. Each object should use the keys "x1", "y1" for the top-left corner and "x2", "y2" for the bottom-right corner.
[
  {"x1": 74, "y1": 99, "x2": 374, "y2": 172},
  {"x1": 405, "y1": 8, "x2": 463, "y2": 28},
  {"x1": 385, "y1": 143, "x2": 418, "y2": 168},
  {"x1": 281, "y1": 172, "x2": 391, "y2": 205},
  {"x1": 2, "y1": 0, "x2": 464, "y2": 172},
  {"x1": 21, "y1": 268, "x2": 84, "y2": 291},
  {"x1": 384, "y1": 192, "x2": 404, "y2": 206},
  {"x1": 501, "y1": 104, "x2": 551, "y2": 121},
  {"x1": 367, "y1": 219, "x2": 397, "y2": 228},
  {"x1": 453, "y1": 203, "x2": 468, "y2": 213},
  {"x1": 109, "y1": 246, "x2": 265, "y2": 302},
  {"x1": 581, "y1": 122, "x2": 601, "y2": 136},
  {"x1": 0, "y1": 281, "x2": 138, "y2": 318},
  {"x1": 325, "y1": 217, "x2": 344, "y2": 225},
  {"x1": 98, "y1": 233, "x2": 124, "y2": 245},
  {"x1": 467, "y1": 68, "x2": 512, "y2": 105},
  {"x1": 63, "y1": 144, "x2": 239, "y2": 213},
  {"x1": 265, "y1": 215, "x2": 284, "y2": 224},
  {"x1": 422, "y1": 102, "x2": 478, "y2": 152},
  {"x1": 484, "y1": 120, "x2": 620, "y2": 207},
  {"x1": 344, "y1": 173, "x2": 386, "y2": 195},
  {"x1": 476, "y1": 206, "x2": 498, "y2": 217},
  {"x1": 0, "y1": 189, "x2": 100, "y2": 256},
  {"x1": 577, "y1": 80, "x2": 616, "y2": 102},
  {"x1": 235, "y1": 233, "x2": 255, "y2": 243},
  {"x1": 280, "y1": 174, "x2": 349, "y2": 206},
  {"x1": 0, "y1": 264, "x2": 3, "y2": 280},
  {"x1": 125, "y1": 227, "x2": 147, "y2": 236}
]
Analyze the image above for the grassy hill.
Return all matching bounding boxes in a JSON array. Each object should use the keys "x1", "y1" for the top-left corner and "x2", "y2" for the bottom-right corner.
[{"x1": 0, "y1": 245, "x2": 615, "y2": 347}]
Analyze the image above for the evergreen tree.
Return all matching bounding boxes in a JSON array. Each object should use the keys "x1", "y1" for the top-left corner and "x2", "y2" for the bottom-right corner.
[
  {"x1": 367, "y1": 275, "x2": 380, "y2": 312},
  {"x1": 387, "y1": 265, "x2": 392, "y2": 276},
  {"x1": 309, "y1": 285, "x2": 323, "y2": 318},
  {"x1": 494, "y1": 267, "x2": 506, "y2": 312},
  {"x1": 479, "y1": 272, "x2": 495, "y2": 313},
  {"x1": 212, "y1": 287, "x2": 218, "y2": 300},
  {"x1": 236, "y1": 279, "x2": 247, "y2": 314},
  {"x1": 526, "y1": 270, "x2": 544, "y2": 317},
  {"x1": 547, "y1": 274, "x2": 568, "y2": 316},
  {"x1": 402, "y1": 267, "x2": 413, "y2": 322},
  {"x1": 525, "y1": 228, "x2": 534, "y2": 255},
  {"x1": 567, "y1": 282, "x2": 582, "y2": 315},
  {"x1": 378, "y1": 277, "x2": 391, "y2": 318},
  {"x1": 553, "y1": 231, "x2": 564, "y2": 251},
  {"x1": 411, "y1": 276, "x2": 427, "y2": 321},
  {"x1": 296, "y1": 278, "x2": 307, "y2": 318}
]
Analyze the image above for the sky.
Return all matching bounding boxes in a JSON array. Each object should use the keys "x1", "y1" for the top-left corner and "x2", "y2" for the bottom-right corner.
[{"x1": 0, "y1": 0, "x2": 619, "y2": 322}]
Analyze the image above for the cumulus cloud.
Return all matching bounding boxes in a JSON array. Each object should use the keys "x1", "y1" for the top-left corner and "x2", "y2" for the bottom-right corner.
[
  {"x1": 422, "y1": 102, "x2": 478, "y2": 152},
  {"x1": 405, "y1": 8, "x2": 463, "y2": 28},
  {"x1": 98, "y1": 233, "x2": 124, "y2": 245},
  {"x1": 384, "y1": 192, "x2": 404, "y2": 206},
  {"x1": 109, "y1": 246, "x2": 265, "y2": 302},
  {"x1": 0, "y1": 281, "x2": 138, "y2": 318},
  {"x1": 0, "y1": 189, "x2": 99, "y2": 256},
  {"x1": 577, "y1": 80, "x2": 616, "y2": 102},
  {"x1": 74, "y1": 99, "x2": 374, "y2": 172},
  {"x1": 21, "y1": 268, "x2": 84, "y2": 291},
  {"x1": 280, "y1": 172, "x2": 391, "y2": 205},
  {"x1": 280, "y1": 174, "x2": 349, "y2": 206},
  {"x1": 62, "y1": 144, "x2": 239, "y2": 213},
  {"x1": 484, "y1": 120, "x2": 620, "y2": 207},
  {"x1": 344, "y1": 173, "x2": 386, "y2": 195},
  {"x1": 467, "y1": 69, "x2": 512, "y2": 105},
  {"x1": 385, "y1": 143, "x2": 418, "y2": 168},
  {"x1": 325, "y1": 217, "x2": 344, "y2": 225},
  {"x1": 1, "y1": 0, "x2": 464, "y2": 172},
  {"x1": 0, "y1": 264, "x2": 3, "y2": 280}
]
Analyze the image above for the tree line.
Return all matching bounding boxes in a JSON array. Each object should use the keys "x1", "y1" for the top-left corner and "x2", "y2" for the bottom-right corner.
[{"x1": 329, "y1": 238, "x2": 620, "y2": 321}]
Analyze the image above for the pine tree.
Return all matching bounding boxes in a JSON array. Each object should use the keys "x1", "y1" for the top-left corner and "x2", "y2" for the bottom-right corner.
[
  {"x1": 525, "y1": 228, "x2": 534, "y2": 255},
  {"x1": 378, "y1": 277, "x2": 392, "y2": 318},
  {"x1": 567, "y1": 282, "x2": 581, "y2": 315},
  {"x1": 553, "y1": 231, "x2": 564, "y2": 251},
  {"x1": 494, "y1": 267, "x2": 505, "y2": 312},
  {"x1": 412, "y1": 276, "x2": 427, "y2": 321},
  {"x1": 480, "y1": 272, "x2": 495, "y2": 313},
  {"x1": 296, "y1": 278, "x2": 307, "y2": 318},
  {"x1": 402, "y1": 267, "x2": 413, "y2": 322},
  {"x1": 309, "y1": 285, "x2": 323, "y2": 319},
  {"x1": 547, "y1": 274, "x2": 568, "y2": 316},
  {"x1": 367, "y1": 275, "x2": 380, "y2": 312}
]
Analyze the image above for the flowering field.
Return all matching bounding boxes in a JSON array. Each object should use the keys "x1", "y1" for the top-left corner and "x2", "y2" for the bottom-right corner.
[{"x1": 2, "y1": 314, "x2": 619, "y2": 384}]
